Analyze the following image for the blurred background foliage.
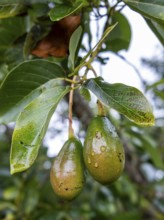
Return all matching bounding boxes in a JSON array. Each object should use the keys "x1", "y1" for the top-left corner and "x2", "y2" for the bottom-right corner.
[{"x1": 0, "y1": 0, "x2": 164, "y2": 219}]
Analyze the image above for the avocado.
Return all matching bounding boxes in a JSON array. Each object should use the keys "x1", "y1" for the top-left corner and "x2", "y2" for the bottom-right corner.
[
  {"x1": 50, "y1": 137, "x2": 85, "y2": 200},
  {"x1": 83, "y1": 116, "x2": 125, "y2": 185}
]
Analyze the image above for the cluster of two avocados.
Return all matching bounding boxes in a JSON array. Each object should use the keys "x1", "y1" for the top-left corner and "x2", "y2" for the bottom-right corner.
[{"x1": 50, "y1": 114, "x2": 125, "y2": 200}]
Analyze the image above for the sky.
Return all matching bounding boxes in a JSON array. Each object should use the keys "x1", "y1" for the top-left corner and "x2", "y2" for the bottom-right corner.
[
  {"x1": 98, "y1": 6, "x2": 162, "y2": 90},
  {"x1": 45, "y1": 5, "x2": 162, "y2": 157}
]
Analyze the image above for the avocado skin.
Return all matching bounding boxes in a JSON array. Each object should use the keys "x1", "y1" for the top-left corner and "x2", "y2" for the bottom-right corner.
[
  {"x1": 50, "y1": 137, "x2": 85, "y2": 200},
  {"x1": 84, "y1": 116, "x2": 125, "y2": 185}
]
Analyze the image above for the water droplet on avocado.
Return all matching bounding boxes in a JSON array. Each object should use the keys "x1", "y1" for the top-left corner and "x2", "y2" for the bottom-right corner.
[
  {"x1": 83, "y1": 116, "x2": 125, "y2": 185},
  {"x1": 94, "y1": 162, "x2": 98, "y2": 168},
  {"x1": 100, "y1": 146, "x2": 106, "y2": 152},
  {"x1": 50, "y1": 137, "x2": 85, "y2": 200}
]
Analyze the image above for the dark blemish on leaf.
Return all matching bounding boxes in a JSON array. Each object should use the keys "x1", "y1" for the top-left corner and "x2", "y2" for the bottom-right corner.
[
  {"x1": 65, "y1": 188, "x2": 68, "y2": 191},
  {"x1": 20, "y1": 141, "x2": 24, "y2": 145}
]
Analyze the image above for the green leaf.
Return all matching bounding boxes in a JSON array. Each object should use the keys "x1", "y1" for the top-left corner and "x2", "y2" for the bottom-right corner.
[
  {"x1": 105, "y1": 12, "x2": 131, "y2": 52},
  {"x1": 0, "y1": 4, "x2": 26, "y2": 18},
  {"x1": 79, "y1": 86, "x2": 91, "y2": 102},
  {"x1": 10, "y1": 84, "x2": 70, "y2": 174},
  {"x1": 154, "y1": 90, "x2": 164, "y2": 100},
  {"x1": 24, "y1": 188, "x2": 39, "y2": 214},
  {"x1": 145, "y1": 19, "x2": 164, "y2": 45},
  {"x1": 77, "y1": 24, "x2": 117, "y2": 69},
  {"x1": 0, "y1": 65, "x2": 8, "y2": 84},
  {"x1": 111, "y1": 211, "x2": 142, "y2": 220},
  {"x1": 50, "y1": 0, "x2": 76, "y2": 4},
  {"x1": 0, "y1": 201, "x2": 16, "y2": 211},
  {"x1": 130, "y1": 130, "x2": 164, "y2": 169},
  {"x1": 84, "y1": 78, "x2": 155, "y2": 126},
  {"x1": 124, "y1": 0, "x2": 164, "y2": 24},
  {"x1": 68, "y1": 26, "x2": 83, "y2": 69},
  {"x1": 49, "y1": 1, "x2": 88, "y2": 21},
  {"x1": 69, "y1": 24, "x2": 117, "y2": 78},
  {"x1": 140, "y1": 137, "x2": 164, "y2": 169},
  {"x1": 0, "y1": 0, "x2": 23, "y2": 4},
  {"x1": 0, "y1": 0, "x2": 49, "y2": 5},
  {"x1": 23, "y1": 25, "x2": 49, "y2": 59},
  {"x1": 0, "y1": 17, "x2": 27, "y2": 61},
  {"x1": 4, "y1": 42, "x2": 24, "y2": 69},
  {"x1": 0, "y1": 60, "x2": 66, "y2": 123},
  {"x1": 146, "y1": 79, "x2": 164, "y2": 90},
  {"x1": 92, "y1": 24, "x2": 117, "y2": 54}
]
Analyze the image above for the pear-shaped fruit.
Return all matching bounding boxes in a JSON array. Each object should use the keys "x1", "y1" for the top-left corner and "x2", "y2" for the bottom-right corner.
[
  {"x1": 83, "y1": 116, "x2": 125, "y2": 185},
  {"x1": 50, "y1": 137, "x2": 85, "y2": 200}
]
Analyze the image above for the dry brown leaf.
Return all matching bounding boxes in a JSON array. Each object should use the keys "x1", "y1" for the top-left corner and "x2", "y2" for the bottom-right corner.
[{"x1": 32, "y1": 15, "x2": 81, "y2": 58}]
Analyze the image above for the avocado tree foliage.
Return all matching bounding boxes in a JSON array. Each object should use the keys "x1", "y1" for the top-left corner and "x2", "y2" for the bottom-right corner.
[{"x1": 0, "y1": 0, "x2": 164, "y2": 219}]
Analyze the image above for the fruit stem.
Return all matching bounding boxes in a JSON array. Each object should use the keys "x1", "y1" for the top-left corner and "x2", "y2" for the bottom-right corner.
[
  {"x1": 97, "y1": 100, "x2": 106, "y2": 116},
  {"x1": 68, "y1": 76, "x2": 76, "y2": 138}
]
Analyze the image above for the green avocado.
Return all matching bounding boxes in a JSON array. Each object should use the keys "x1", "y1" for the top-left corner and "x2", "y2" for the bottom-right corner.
[
  {"x1": 83, "y1": 116, "x2": 125, "y2": 185},
  {"x1": 50, "y1": 137, "x2": 85, "y2": 200}
]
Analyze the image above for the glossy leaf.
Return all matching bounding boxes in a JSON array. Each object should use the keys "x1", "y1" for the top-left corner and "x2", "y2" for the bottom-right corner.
[
  {"x1": 68, "y1": 26, "x2": 83, "y2": 69},
  {"x1": 49, "y1": 1, "x2": 88, "y2": 21},
  {"x1": 105, "y1": 12, "x2": 131, "y2": 52},
  {"x1": 10, "y1": 84, "x2": 70, "y2": 174},
  {"x1": 0, "y1": 60, "x2": 66, "y2": 123},
  {"x1": 124, "y1": 0, "x2": 164, "y2": 24},
  {"x1": 84, "y1": 78, "x2": 155, "y2": 126}
]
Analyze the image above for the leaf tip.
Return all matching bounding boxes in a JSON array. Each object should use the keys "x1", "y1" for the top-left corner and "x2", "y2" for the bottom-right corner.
[
  {"x1": 10, "y1": 169, "x2": 16, "y2": 175},
  {"x1": 10, "y1": 163, "x2": 29, "y2": 175},
  {"x1": 135, "y1": 113, "x2": 155, "y2": 126}
]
